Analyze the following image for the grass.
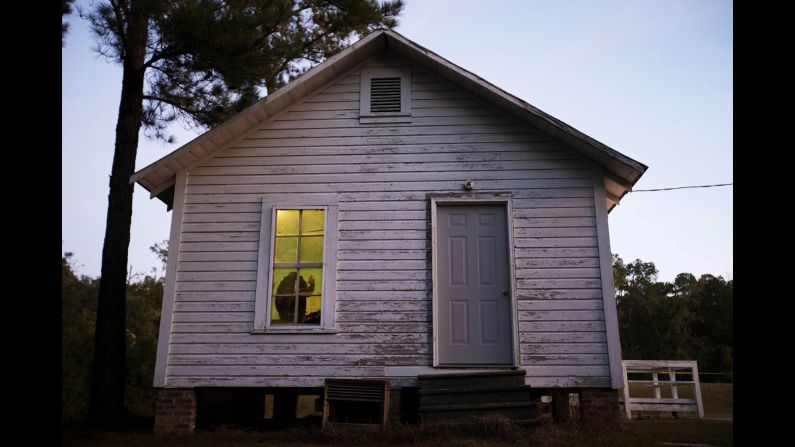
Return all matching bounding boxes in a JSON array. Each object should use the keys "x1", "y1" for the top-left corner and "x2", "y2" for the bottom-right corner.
[
  {"x1": 63, "y1": 418, "x2": 733, "y2": 447},
  {"x1": 626, "y1": 382, "x2": 733, "y2": 419},
  {"x1": 699, "y1": 383, "x2": 733, "y2": 418}
]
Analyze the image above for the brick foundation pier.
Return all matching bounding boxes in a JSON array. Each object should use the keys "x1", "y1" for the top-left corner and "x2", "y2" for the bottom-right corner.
[
  {"x1": 550, "y1": 387, "x2": 620, "y2": 429},
  {"x1": 579, "y1": 388, "x2": 620, "y2": 428},
  {"x1": 154, "y1": 388, "x2": 197, "y2": 435}
]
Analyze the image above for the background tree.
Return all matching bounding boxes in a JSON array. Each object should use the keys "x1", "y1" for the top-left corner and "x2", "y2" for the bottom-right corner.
[
  {"x1": 63, "y1": 0, "x2": 76, "y2": 46},
  {"x1": 614, "y1": 256, "x2": 675, "y2": 360},
  {"x1": 62, "y1": 253, "x2": 100, "y2": 423},
  {"x1": 686, "y1": 274, "x2": 733, "y2": 379},
  {"x1": 124, "y1": 273, "x2": 165, "y2": 416},
  {"x1": 62, "y1": 248, "x2": 165, "y2": 423},
  {"x1": 81, "y1": 0, "x2": 404, "y2": 422},
  {"x1": 613, "y1": 255, "x2": 733, "y2": 382}
]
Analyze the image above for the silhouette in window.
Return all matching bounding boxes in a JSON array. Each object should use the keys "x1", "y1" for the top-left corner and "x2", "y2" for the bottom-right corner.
[{"x1": 274, "y1": 272, "x2": 316, "y2": 324}]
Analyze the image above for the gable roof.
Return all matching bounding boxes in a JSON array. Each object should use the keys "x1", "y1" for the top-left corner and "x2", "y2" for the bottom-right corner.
[{"x1": 131, "y1": 28, "x2": 647, "y2": 212}]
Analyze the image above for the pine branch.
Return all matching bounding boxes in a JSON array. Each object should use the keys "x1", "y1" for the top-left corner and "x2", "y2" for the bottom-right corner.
[{"x1": 109, "y1": 0, "x2": 129, "y2": 58}]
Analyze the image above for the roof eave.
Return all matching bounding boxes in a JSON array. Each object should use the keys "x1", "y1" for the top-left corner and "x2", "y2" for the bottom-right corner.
[
  {"x1": 132, "y1": 28, "x2": 648, "y2": 209},
  {"x1": 383, "y1": 30, "x2": 648, "y2": 194},
  {"x1": 130, "y1": 29, "x2": 390, "y2": 202}
]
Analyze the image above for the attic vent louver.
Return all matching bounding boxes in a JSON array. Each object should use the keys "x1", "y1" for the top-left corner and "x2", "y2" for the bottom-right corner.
[
  {"x1": 360, "y1": 68, "x2": 411, "y2": 123},
  {"x1": 369, "y1": 77, "x2": 402, "y2": 112}
]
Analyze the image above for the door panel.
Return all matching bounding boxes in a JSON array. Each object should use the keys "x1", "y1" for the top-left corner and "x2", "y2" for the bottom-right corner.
[{"x1": 437, "y1": 204, "x2": 513, "y2": 365}]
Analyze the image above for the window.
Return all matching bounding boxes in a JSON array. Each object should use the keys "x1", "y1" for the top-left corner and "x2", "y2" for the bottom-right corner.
[
  {"x1": 360, "y1": 67, "x2": 411, "y2": 123},
  {"x1": 270, "y1": 209, "x2": 324, "y2": 325},
  {"x1": 253, "y1": 197, "x2": 338, "y2": 332}
]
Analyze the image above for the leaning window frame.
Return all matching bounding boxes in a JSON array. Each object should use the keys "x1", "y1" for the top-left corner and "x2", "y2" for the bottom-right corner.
[{"x1": 252, "y1": 197, "x2": 339, "y2": 333}]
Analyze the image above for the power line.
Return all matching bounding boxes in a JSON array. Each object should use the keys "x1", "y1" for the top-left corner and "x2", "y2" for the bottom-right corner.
[{"x1": 631, "y1": 183, "x2": 732, "y2": 192}]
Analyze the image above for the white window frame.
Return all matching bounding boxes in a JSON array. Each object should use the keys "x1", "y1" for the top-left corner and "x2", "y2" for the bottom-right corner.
[
  {"x1": 359, "y1": 67, "x2": 412, "y2": 124},
  {"x1": 252, "y1": 196, "x2": 338, "y2": 333}
]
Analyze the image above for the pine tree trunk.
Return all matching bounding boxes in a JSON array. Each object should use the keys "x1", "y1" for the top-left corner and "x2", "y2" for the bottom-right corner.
[{"x1": 88, "y1": 5, "x2": 148, "y2": 422}]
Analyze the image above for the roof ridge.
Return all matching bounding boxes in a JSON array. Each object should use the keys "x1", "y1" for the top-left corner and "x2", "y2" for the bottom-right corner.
[{"x1": 132, "y1": 28, "x2": 646, "y2": 212}]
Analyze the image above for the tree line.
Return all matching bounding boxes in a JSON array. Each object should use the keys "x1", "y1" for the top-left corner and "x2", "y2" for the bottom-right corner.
[
  {"x1": 613, "y1": 255, "x2": 733, "y2": 382},
  {"x1": 62, "y1": 250, "x2": 732, "y2": 423},
  {"x1": 62, "y1": 247, "x2": 166, "y2": 424}
]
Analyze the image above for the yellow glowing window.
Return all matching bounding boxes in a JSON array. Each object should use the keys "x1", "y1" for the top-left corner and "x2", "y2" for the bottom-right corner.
[{"x1": 270, "y1": 209, "x2": 324, "y2": 325}]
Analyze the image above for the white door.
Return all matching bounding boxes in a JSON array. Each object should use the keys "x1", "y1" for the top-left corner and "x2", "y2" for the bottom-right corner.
[{"x1": 436, "y1": 204, "x2": 513, "y2": 365}]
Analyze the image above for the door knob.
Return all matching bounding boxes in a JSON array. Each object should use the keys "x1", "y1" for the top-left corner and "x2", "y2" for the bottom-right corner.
[{"x1": 502, "y1": 289, "x2": 509, "y2": 296}]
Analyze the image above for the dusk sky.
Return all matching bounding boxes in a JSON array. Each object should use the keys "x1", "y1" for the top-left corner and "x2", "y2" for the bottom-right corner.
[{"x1": 62, "y1": 0, "x2": 732, "y2": 283}]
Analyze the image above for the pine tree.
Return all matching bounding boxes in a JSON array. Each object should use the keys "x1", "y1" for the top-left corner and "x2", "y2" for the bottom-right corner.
[
  {"x1": 80, "y1": 0, "x2": 404, "y2": 422},
  {"x1": 63, "y1": 0, "x2": 76, "y2": 46}
]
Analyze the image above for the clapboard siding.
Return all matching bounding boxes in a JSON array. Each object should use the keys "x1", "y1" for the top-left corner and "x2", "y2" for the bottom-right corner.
[
  {"x1": 192, "y1": 142, "x2": 571, "y2": 159},
  {"x1": 170, "y1": 343, "x2": 431, "y2": 355},
  {"x1": 518, "y1": 310, "x2": 605, "y2": 321},
  {"x1": 518, "y1": 289, "x2": 605, "y2": 300},
  {"x1": 172, "y1": 312, "x2": 253, "y2": 323},
  {"x1": 337, "y1": 270, "x2": 430, "y2": 281},
  {"x1": 178, "y1": 261, "x2": 259, "y2": 271},
  {"x1": 337, "y1": 250, "x2": 428, "y2": 261},
  {"x1": 175, "y1": 291, "x2": 256, "y2": 302},
  {"x1": 165, "y1": 376, "x2": 416, "y2": 388},
  {"x1": 176, "y1": 271, "x2": 258, "y2": 283},
  {"x1": 191, "y1": 161, "x2": 591, "y2": 178},
  {"x1": 182, "y1": 192, "x2": 596, "y2": 205},
  {"x1": 337, "y1": 301, "x2": 430, "y2": 312},
  {"x1": 168, "y1": 354, "x2": 430, "y2": 367},
  {"x1": 338, "y1": 291, "x2": 429, "y2": 301},
  {"x1": 184, "y1": 179, "x2": 594, "y2": 194},
  {"x1": 521, "y1": 354, "x2": 609, "y2": 365},
  {"x1": 521, "y1": 343, "x2": 608, "y2": 354},
  {"x1": 210, "y1": 133, "x2": 550, "y2": 152},
  {"x1": 179, "y1": 251, "x2": 260, "y2": 262},
  {"x1": 165, "y1": 55, "x2": 611, "y2": 389},
  {"x1": 188, "y1": 168, "x2": 591, "y2": 185},
  {"x1": 517, "y1": 300, "x2": 603, "y2": 311},
  {"x1": 175, "y1": 302, "x2": 254, "y2": 312},
  {"x1": 516, "y1": 268, "x2": 601, "y2": 279},
  {"x1": 170, "y1": 332, "x2": 431, "y2": 344}
]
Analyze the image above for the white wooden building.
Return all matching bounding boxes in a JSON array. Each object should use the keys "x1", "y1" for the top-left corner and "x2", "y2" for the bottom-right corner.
[{"x1": 133, "y1": 29, "x2": 647, "y2": 431}]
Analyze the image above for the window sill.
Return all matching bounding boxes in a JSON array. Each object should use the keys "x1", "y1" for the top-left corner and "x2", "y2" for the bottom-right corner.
[
  {"x1": 360, "y1": 113, "x2": 412, "y2": 124},
  {"x1": 250, "y1": 328, "x2": 338, "y2": 335}
]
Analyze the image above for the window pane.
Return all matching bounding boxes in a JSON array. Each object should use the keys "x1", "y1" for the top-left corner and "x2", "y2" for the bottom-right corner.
[
  {"x1": 271, "y1": 296, "x2": 296, "y2": 324},
  {"x1": 302, "y1": 210, "x2": 324, "y2": 236},
  {"x1": 276, "y1": 210, "x2": 299, "y2": 236},
  {"x1": 298, "y1": 268, "x2": 322, "y2": 295},
  {"x1": 272, "y1": 269, "x2": 298, "y2": 297},
  {"x1": 299, "y1": 236, "x2": 324, "y2": 263},
  {"x1": 302, "y1": 296, "x2": 322, "y2": 325},
  {"x1": 274, "y1": 237, "x2": 298, "y2": 263}
]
